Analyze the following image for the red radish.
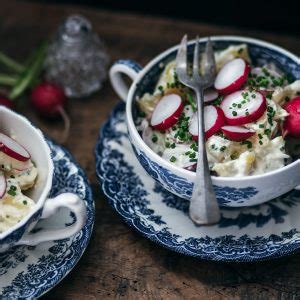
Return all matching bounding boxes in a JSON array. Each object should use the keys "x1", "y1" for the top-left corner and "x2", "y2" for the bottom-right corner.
[
  {"x1": 257, "y1": 90, "x2": 273, "y2": 98},
  {"x1": 184, "y1": 163, "x2": 197, "y2": 171},
  {"x1": 0, "y1": 96, "x2": 14, "y2": 109},
  {"x1": 0, "y1": 133, "x2": 30, "y2": 162},
  {"x1": 0, "y1": 172, "x2": 6, "y2": 198},
  {"x1": 189, "y1": 105, "x2": 225, "y2": 140},
  {"x1": 214, "y1": 58, "x2": 250, "y2": 94},
  {"x1": 31, "y1": 82, "x2": 70, "y2": 142},
  {"x1": 283, "y1": 96, "x2": 300, "y2": 138},
  {"x1": 204, "y1": 88, "x2": 219, "y2": 103},
  {"x1": 150, "y1": 94, "x2": 184, "y2": 130},
  {"x1": 220, "y1": 90, "x2": 266, "y2": 125},
  {"x1": 221, "y1": 125, "x2": 255, "y2": 141}
]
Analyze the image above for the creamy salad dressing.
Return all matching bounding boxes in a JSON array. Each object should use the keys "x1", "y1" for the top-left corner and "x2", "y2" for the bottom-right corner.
[
  {"x1": 0, "y1": 144, "x2": 37, "y2": 233},
  {"x1": 136, "y1": 44, "x2": 299, "y2": 177}
]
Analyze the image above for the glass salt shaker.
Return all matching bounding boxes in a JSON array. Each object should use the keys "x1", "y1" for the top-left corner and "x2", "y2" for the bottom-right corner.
[{"x1": 45, "y1": 15, "x2": 109, "y2": 98}]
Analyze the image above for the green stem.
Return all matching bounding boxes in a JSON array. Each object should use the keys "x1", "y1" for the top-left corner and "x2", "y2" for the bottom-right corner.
[
  {"x1": 9, "y1": 42, "x2": 47, "y2": 100},
  {"x1": 0, "y1": 52, "x2": 25, "y2": 73},
  {"x1": 0, "y1": 74, "x2": 18, "y2": 86}
]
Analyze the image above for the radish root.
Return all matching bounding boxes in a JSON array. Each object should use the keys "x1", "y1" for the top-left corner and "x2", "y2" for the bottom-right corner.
[{"x1": 57, "y1": 106, "x2": 70, "y2": 144}]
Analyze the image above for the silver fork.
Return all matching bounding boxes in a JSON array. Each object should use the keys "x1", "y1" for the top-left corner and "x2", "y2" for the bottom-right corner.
[{"x1": 176, "y1": 35, "x2": 221, "y2": 225}]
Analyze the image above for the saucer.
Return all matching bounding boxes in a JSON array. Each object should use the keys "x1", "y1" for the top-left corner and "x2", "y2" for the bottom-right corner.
[
  {"x1": 95, "y1": 102, "x2": 300, "y2": 262},
  {"x1": 0, "y1": 139, "x2": 94, "y2": 299}
]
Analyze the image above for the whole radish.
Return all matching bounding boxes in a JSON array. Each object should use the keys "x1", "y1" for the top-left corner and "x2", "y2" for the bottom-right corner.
[
  {"x1": 31, "y1": 82, "x2": 70, "y2": 142},
  {"x1": 0, "y1": 96, "x2": 14, "y2": 109},
  {"x1": 283, "y1": 96, "x2": 300, "y2": 138}
]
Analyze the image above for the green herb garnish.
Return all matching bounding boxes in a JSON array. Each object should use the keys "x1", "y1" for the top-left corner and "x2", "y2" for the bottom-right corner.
[{"x1": 170, "y1": 156, "x2": 176, "y2": 162}]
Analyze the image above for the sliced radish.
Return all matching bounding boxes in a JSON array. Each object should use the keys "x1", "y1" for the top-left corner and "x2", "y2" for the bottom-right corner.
[
  {"x1": 257, "y1": 89, "x2": 273, "y2": 98},
  {"x1": 189, "y1": 105, "x2": 225, "y2": 140},
  {"x1": 150, "y1": 94, "x2": 184, "y2": 130},
  {"x1": 184, "y1": 163, "x2": 197, "y2": 171},
  {"x1": 0, "y1": 133, "x2": 31, "y2": 162},
  {"x1": 220, "y1": 90, "x2": 266, "y2": 125},
  {"x1": 0, "y1": 171, "x2": 6, "y2": 198},
  {"x1": 204, "y1": 88, "x2": 219, "y2": 103},
  {"x1": 283, "y1": 96, "x2": 300, "y2": 138},
  {"x1": 214, "y1": 58, "x2": 250, "y2": 94},
  {"x1": 222, "y1": 125, "x2": 255, "y2": 141}
]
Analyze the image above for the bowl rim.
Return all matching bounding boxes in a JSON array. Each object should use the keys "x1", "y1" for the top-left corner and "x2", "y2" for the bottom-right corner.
[
  {"x1": 126, "y1": 35, "x2": 300, "y2": 182},
  {"x1": 0, "y1": 106, "x2": 54, "y2": 240}
]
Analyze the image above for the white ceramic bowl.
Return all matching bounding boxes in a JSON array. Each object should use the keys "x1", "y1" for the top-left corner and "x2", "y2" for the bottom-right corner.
[
  {"x1": 0, "y1": 107, "x2": 87, "y2": 252},
  {"x1": 110, "y1": 36, "x2": 300, "y2": 207}
]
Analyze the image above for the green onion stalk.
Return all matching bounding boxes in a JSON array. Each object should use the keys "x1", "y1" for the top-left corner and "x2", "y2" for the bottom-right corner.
[{"x1": 0, "y1": 42, "x2": 47, "y2": 100}]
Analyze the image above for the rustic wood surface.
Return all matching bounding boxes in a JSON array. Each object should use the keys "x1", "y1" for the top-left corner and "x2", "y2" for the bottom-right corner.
[{"x1": 0, "y1": 1, "x2": 299, "y2": 299}]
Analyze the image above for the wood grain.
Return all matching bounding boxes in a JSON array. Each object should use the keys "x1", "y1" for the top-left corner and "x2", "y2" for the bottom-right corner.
[{"x1": 0, "y1": 1, "x2": 299, "y2": 299}]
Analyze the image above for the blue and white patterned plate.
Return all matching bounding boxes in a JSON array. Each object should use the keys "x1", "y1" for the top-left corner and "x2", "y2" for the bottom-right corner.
[
  {"x1": 0, "y1": 140, "x2": 94, "y2": 299},
  {"x1": 95, "y1": 102, "x2": 300, "y2": 262}
]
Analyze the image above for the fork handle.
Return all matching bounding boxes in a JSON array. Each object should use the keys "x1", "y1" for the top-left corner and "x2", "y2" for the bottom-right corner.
[{"x1": 189, "y1": 89, "x2": 221, "y2": 225}]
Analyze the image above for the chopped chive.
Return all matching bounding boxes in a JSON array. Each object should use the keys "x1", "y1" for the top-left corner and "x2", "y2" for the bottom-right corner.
[
  {"x1": 8, "y1": 190, "x2": 16, "y2": 196},
  {"x1": 152, "y1": 135, "x2": 158, "y2": 143},
  {"x1": 241, "y1": 140, "x2": 252, "y2": 149},
  {"x1": 170, "y1": 156, "x2": 176, "y2": 162}
]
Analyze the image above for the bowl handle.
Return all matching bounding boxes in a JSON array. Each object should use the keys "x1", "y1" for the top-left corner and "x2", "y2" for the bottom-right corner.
[
  {"x1": 109, "y1": 59, "x2": 142, "y2": 102},
  {"x1": 16, "y1": 193, "x2": 87, "y2": 246}
]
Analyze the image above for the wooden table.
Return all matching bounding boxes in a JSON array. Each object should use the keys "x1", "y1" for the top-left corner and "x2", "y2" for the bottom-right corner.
[{"x1": 1, "y1": 1, "x2": 299, "y2": 298}]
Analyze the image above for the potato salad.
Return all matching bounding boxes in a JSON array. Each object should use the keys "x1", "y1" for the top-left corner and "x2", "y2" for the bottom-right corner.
[
  {"x1": 136, "y1": 44, "x2": 300, "y2": 177},
  {"x1": 0, "y1": 133, "x2": 37, "y2": 233}
]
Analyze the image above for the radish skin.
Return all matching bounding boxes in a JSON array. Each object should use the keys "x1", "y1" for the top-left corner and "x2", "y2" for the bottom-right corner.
[
  {"x1": 0, "y1": 172, "x2": 6, "y2": 198},
  {"x1": 283, "y1": 96, "x2": 300, "y2": 138},
  {"x1": 214, "y1": 58, "x2": 250, "y2": 95},
  {"x1": 222, "y1": 125, "x2": 255, "y2": 141},
  {"x1": 0, "y1": 97, "x2": 14, "y2": 109},
  {"x1": 184, "y1": 163, "x2": 197, "y2": 171}
]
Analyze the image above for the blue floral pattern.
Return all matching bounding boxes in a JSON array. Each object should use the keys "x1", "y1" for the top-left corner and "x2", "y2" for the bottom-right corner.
[
  {"x1": 113, "y1": 59, "x2": 142, "y2": 73},
  {"x1": 0, "y1": 139, "x2": 94, "y2": 299},
  {"x1": 95, "y1": 102, "x2": 300, "y2": 262},
  {"x1": 154, "y1": 182, "x2": 300, "y2": 228}
]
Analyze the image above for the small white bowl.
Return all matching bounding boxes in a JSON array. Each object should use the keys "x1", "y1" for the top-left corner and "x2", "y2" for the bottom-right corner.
[
  {"x1": 110, "y1": 36, "x2": 300, "y2": 207},
  {"x1": 0, "y1": 106, "x2": 87, "y2": 252}
]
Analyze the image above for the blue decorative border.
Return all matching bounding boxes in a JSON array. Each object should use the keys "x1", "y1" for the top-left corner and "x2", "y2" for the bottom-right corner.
[
  {"x1": 113, "y1": 59, "x2": 142, "y2": 73},
  {"x1": 0, "y1": 139, "x2": 95, "y2": 299},
  {"x1": 95, "y1": 102, "x2": 300, "y2": 262}
]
